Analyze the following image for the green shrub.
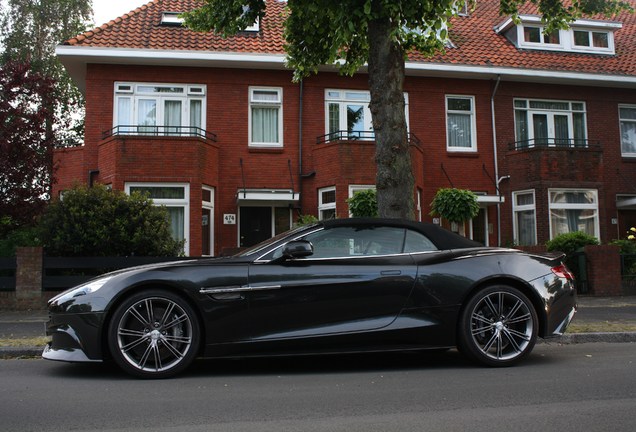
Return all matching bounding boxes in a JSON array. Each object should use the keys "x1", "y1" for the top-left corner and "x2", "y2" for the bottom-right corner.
[
  {"x1": 430, "y1": 188, "x2": 479, "y2": 223},
  {"x1": 0, "y1": 221, "x2": 40, "y2": 257},
  {"x1": 546, "y1": 231, "x2": 599, "y2": 255},
  {"x1": 40, "y1": 185, "x2": 184, "y2": 257},
  {"x1": 294, "y1": 214, "x2": 319, "y2": 227},
  {"x1": 347, "y1": 189, "x2": 378, "y2": 218},
  {"x1": 546, "y1": 232, "x2": 599, "y2": 283}
]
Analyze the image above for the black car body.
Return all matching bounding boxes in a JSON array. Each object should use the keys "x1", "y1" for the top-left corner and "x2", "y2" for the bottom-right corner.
[{"x1": 44, "y1": 218, "x2": 577, "y2": 378}]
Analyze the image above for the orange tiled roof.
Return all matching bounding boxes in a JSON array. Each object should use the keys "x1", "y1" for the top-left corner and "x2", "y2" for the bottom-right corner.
[{"x1": 65, "y1": 0, "x2": 636, "y2": 77}]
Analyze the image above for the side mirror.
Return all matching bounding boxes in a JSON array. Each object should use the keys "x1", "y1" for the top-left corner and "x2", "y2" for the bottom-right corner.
[{"x1": 281, "y1": 240, "x2": 314, "y2": 259}]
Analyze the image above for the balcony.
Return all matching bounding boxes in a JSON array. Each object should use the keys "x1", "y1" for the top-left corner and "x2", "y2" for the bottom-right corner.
[
  {"x1": 508, "y1": 138, "x2": 600, "y2": 151},
  {"x1": 317, "y1": 130, "x2": 422, "y2": 149},
  {"x1": 506, "y1": 138, "x2": 603, "y2": 183},
  {"x1": 102, "y1": 125, "x2": 217, "y2": 143}
]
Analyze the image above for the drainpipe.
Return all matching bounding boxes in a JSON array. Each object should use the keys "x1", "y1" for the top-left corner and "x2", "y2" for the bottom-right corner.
[{"x1": 491, "y1": 75, "x2": 502, "y2": 246}]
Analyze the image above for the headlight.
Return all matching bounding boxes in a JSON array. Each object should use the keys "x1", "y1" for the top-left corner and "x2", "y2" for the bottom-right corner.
[{"x1": 50, "y1": 277, "x2": 113, "y2": 305}]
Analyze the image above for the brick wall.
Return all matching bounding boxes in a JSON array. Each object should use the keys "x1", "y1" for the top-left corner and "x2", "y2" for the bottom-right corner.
[{"x1": 584, "y1": 245, "x2": 622, "y2": 296}]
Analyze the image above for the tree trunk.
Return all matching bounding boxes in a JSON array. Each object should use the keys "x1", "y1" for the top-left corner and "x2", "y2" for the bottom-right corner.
[{"x1": 367, "y1": 10, "x2": 414, "y2": 220}]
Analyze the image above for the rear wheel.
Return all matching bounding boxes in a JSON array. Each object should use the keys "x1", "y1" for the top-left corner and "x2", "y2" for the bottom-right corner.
[
  {"x1": 108, "y1": 290, "x2": 200, "y2": 378},
  {"x1": 458, "y1": 285, "x2": 538, "y2": 367}
]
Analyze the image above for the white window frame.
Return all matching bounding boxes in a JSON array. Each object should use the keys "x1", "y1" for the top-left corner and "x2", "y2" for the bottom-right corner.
[
  {"x1": 619, "y1": 105, "x2": 636, "y2": 157},
  {"x1": 125, "y1": 182, "x2": 190, "y2": 255},
  {"x1": 249, "y1": 87, "x2": 283, "y2": 147},
  {"x1": 514, "y1": 98, "x2": 587, "y2": 147},
  {"x1": 318, "y1": 186, "x2": 336, "y2": 220},
  {"x1": 446, "y1": 95, "x2": 477, "y2": 152},
  {"x1": 512, "y1": 190, "x2": 537, "y2": 246},
  {"x1": 202, "y1": 186, "x2": 215, "y2": 256},
  {"x1": 506, "y1": 15, "x2": 620, "y2": 54},
  {"x1": 114, "y1": 83, "x2": 206, "y2": 135},
  {"x1": 548, "y1": 189, "x2": 600, "y2": 241},
  {"x1": 324, "y1": 90, "x2": 409, "y2": 140}
]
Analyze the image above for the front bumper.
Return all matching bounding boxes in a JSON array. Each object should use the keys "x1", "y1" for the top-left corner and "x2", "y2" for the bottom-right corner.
[{"x1": 42, "y1": 311, "x2": 106, "y2": 363}]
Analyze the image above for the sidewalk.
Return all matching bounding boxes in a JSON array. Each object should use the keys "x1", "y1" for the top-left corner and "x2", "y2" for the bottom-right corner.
[{"x1": 1, "y1": 296, "x2": 635, "y2": 358}]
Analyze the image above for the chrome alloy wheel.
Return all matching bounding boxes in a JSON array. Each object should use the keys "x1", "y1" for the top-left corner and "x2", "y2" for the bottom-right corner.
[
  {"x1": 115, "y1": 296, "x2": 194, "y2": 374},
  {"x1": 468, "y1": 290, "x2": 535, "y2": 362}
]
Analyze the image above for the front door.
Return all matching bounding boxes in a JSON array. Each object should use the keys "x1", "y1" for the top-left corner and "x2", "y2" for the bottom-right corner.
[
  {"x1": 246, "y1": 225, "x2": 418, "y2": 346},
  {"x1": 240, "y1": 206, "x2": 272, "y2": 247}
]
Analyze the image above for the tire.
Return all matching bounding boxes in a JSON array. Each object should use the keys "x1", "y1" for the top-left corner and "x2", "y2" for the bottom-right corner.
[
  {"x1": 107, "y1": 290, "x2": 200, "y2": 378},
  {"x1": 458, "y1": 285, "x2": 538, "y2": 367}
]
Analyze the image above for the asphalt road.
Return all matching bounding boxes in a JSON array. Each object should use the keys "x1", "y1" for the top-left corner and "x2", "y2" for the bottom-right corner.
[{"x1": 1, "y1": 343, "x2": 635, "y2": 432}]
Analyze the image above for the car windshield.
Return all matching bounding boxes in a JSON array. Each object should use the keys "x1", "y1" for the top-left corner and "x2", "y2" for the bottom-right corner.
[{"x1": 234, "y1": 224, "x2": 317, "y2": 257}]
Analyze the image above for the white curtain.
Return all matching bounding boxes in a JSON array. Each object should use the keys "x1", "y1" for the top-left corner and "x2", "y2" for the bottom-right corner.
[
  {"x1": 252, "y1": 106, "x2": 279, "y2": 143},
  {"x1": 190, "y1": 100, "x2": 202, "y2": 134},
  {"x1": 447, "y1": 113, "x2": 472, "y2": 148},
  {"x1": 164, "y1": 100, "x2": 182, "y2": 135}
]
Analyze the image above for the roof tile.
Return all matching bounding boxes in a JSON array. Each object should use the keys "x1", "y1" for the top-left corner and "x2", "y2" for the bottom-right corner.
[{"x1": 66, "y1": 0, "x2": 636, "y2": 76}]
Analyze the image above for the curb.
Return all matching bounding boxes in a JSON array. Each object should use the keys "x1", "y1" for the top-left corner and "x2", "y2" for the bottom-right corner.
[
  {"x1": 553, "y1": 332, "x2": 636, "y2": 344},
  {"x1": 1, "y1": 333, "x2": 635, "y2": 359},
  {"x1": 0, "y1": 346, "x2": 43, "y2": 358}
]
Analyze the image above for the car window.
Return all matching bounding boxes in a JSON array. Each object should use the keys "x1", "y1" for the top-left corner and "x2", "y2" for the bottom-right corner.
[
  {"x1": 302, "y1": 226, "x2": 406, "y2": 258},
  {"x1": 404, "y1": 229, "x2": 438, "y2": 253}
]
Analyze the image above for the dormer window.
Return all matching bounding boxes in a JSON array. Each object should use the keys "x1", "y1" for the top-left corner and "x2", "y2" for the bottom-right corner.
[{"x1": 495, "y1": 15, "x2": 621, "y2": 55}]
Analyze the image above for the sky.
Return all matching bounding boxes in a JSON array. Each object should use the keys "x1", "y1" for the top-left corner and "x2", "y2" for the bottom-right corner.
[{"x1": 92, "y1": 0, "x2": 149, "y2": 27}]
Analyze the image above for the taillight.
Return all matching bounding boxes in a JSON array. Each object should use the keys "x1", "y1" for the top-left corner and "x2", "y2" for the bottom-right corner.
[{"x1": 551, "y1": 264, "x2": 575, "y2": 280}]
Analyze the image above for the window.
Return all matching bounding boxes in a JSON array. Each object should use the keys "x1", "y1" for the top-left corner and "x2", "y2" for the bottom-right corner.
[
  {"x1": 325, "y1": 90, "x2": 373, "y2": 140},
  {"x1": 513, "y1": 191, "x2": 537, "y2": 246},
  {"x1": 523, "y1": 26, "x2": 560, "y2": 45},
  {"x1": 573, "y1": 29, "x2": 610, "y2": 49},
  {"x1": 126, "y1": 183, "x2": 190, "y2": 254},
  {"x1": 446, "y1": 95, "x2": 476, "y2": 151},
  {"x1": 620, "y1": 105, "x2": 636, "y2": 157},
  {"x1": 318, "y1": 187, "x2": 336, "y2": 220},
  {"x1": 496, "y1": 15, "x2": 620, "y2": 54},
  {"x1": 514, "y1": 99, "x2": 587, "y2": 148},
  {"x1": 302, "y1": 226, "x2": 421, "y2": 258},
  {"x1": 324, "y1": 90, "x2": 410, "y2": 141},
  {"x1": 549, "y1": 189, "x2": 599, "y2": 240},
  {"x1": 114, "y1": 83, "x2": 205, "y2": 136},
  {"x1": 249, "y1": 87, "x2": 282, "y2": 147}
]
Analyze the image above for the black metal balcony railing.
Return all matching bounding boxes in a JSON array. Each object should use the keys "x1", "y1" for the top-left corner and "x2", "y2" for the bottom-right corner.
[
  {"x1": 509, "y1": 138, "x2": 601, "y2": 151},
  {"x1": 317, "y1": 130, "x2": 422, "y2": 148},
  {"x1": 102, "y1": 125, "x2": 217, "y2": 142}
]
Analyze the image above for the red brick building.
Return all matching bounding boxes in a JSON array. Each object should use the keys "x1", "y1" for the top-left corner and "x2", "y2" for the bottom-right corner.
[{"x1": 54, "y1": 0, "x2": 636, "y2": 256}]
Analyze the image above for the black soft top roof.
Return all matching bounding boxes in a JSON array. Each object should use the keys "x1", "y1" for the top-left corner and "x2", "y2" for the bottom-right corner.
[{"x1": 320, "y1": 218, "x2": 482, "y2": 249}]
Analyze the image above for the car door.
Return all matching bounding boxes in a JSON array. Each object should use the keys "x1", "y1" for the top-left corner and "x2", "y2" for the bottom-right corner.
[{"x1": 246, "y1": 226, "x2": 417, "y2": 342}]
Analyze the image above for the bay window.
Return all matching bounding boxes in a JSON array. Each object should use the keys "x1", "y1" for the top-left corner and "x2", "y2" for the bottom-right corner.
[
  {"x1": 125, "y1": 183, "x2": 190, "y2": 254},
  {"x1": 514, "y1": 99, "x2": 587, "y2": 148},
  {"x1": 512, "y1": 191, "x2": 537, "y2": 246},
  {"x1": 318, "y1": 187, "x2": 336, "y2": 220},
  {"x1": 549, "y1": 189, "x2": 599, "y2": 240},
  {"x1": 114, "y1": 83, "x2": 205, "y2": 136}
]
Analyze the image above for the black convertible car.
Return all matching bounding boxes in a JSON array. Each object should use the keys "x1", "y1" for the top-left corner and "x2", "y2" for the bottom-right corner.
[{"x1": 44, "y1": 218, "x2": 576, "y2": 378}]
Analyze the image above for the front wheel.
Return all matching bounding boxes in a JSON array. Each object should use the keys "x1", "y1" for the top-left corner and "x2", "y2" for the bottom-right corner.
[
  {"x1": 458, "y1": 286, "x2": 538, "y2": 367},
  {"x1": 108, "y1": 290, "x2": 200, "y2": 378}
]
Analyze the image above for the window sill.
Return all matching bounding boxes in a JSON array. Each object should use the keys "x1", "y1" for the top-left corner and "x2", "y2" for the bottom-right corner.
[
  {"x1": 447, "y1": 150, "x2": 479, "y2": 158},
  {"x1": 248, "y1": 146, "x2": 285, "y2": 154}
]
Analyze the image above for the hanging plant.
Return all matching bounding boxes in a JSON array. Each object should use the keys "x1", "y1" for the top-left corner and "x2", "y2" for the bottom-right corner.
[{"x1": 430, "y1": 188, "x2": 480, "y2": 223}]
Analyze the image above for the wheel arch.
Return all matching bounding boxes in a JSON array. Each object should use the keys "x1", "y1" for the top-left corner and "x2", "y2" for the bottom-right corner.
[
  {"x1": 100, "y1": 282, "x2": 206, "y2": 361},
  {"x1": 458, "y1": 276, "x2": 548, "y2": 338}
]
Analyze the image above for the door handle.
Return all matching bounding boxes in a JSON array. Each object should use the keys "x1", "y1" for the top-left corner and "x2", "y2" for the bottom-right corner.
[{"x1": 380, "y1": 270, "x2": 402, "y2": 276}]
